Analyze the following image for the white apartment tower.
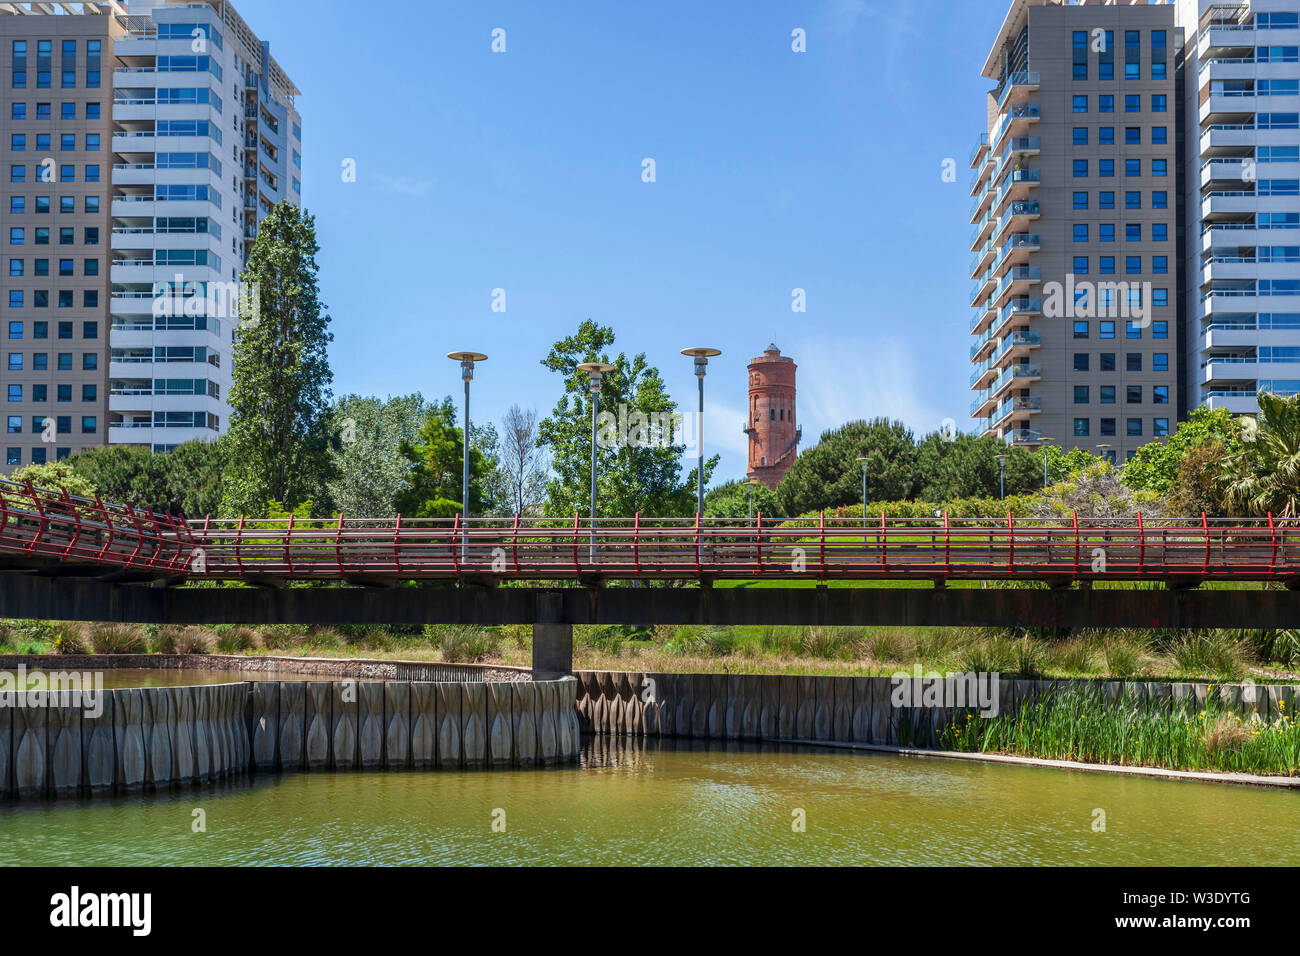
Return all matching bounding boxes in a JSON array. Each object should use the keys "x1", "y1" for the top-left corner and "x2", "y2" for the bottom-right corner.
[
  {"x1": 0, "y1": 0, "x2": 301, "y2": 469},
  {"x1": 1179, "y1": 0, "x2": 1300, "y2": 417},
  {"x1": 111, "y1": 0, "x2": 302, "y2": 451}
]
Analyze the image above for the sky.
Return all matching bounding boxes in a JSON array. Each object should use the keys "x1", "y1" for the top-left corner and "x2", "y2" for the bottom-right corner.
[{"x1": 233, "y1": 0, "x2": 1010, "y2": 482}]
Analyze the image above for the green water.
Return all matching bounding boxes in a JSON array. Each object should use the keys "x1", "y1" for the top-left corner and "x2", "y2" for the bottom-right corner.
[{"x1": 3, "y1": 739, "x2": 1296, "y2": 866}]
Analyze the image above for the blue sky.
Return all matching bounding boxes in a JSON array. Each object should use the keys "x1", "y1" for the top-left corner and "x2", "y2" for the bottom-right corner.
[{"x1": 235, "y1": 0, "x2": 1008, "y2": 481}]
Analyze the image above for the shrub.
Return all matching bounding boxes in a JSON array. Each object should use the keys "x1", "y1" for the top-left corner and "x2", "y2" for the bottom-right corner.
[
  {"x1": 90, "y1": 623, "x2": 148, "y2": 655},
  {"x1": 431, "y1": 624, "x2": 501, "y2": 663},
  {"x1": 149, "y1": 624, "x2": 188, "y2": 655},
  {"x1": 215, "y1": 627, "x2": 260, "y2": 654},
  {"x1": 174, "y1": 627, "x2": 214, "y2": 655},
  {"x1": 52, "y1": 622, "x2": 90, "y2": 655}
]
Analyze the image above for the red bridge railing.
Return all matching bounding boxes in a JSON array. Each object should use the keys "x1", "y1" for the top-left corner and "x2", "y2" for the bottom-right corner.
[{"x1": 0, "y1": 481, "x2": 1294, "y2": 584}]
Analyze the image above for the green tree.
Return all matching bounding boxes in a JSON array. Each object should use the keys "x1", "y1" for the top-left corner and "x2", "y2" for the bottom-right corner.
[
  {"x1": 394, "y1": 397, "x2": 500, "y2": 518},
  {"x1": 1123, "y1": 406, "x2": 1243, "y2": 495},
  {"x1": 914, "y1": 432, "x2": 1043, "y2": 500},
  {"x1": 1216, "y1": 392, "x2": 1300, "y2": 519},
  {"x1": 9, "y1": 460, "x2": 97, "y2": 500},
  {"x1": 703, "y1": 479, "x2": 782, "y2": 520},
  {"x1": 327, "y1": 393, "x2": 430, "y2": 517},
  {"x1": 775, "y1": 419, "x2": 919, "y2": 515},
  {"x1": 221, "y1": 201, "x2": 335, "y2": 518},
  {"x1": 66, "y1": 440, "x2": 223, "y2": 516},
  {"x1": 538, "y1": 320, "x2": 715, "y2": 518}
]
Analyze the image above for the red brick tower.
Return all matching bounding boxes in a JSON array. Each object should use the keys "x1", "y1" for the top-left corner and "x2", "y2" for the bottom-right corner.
[{"x1": 744, "y1": 344, "x2": 800, "y2": 489}]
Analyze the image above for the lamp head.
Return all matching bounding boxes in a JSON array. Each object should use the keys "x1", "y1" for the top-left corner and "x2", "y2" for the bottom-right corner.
[
  {"x1": 577, "y1": 362, "x2": 616, "y2": 394},
  {"x1": 447, "y1": 351, "x2": 488, "y2": 382},
  {"x1": 681, "y1": 347, "x2": 721, "y2": 378}
]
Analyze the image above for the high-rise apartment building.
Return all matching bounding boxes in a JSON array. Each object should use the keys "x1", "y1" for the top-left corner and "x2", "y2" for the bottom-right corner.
[
  {"x1": 0, "y1": 0, "x2": 301, "y2": 470},
  {"x1": 1177, "y1": 0, "x2": 1300, "y2": 418},
  {"x1": 969, "y1": 0, "x2": 1179, "y2": 463}
]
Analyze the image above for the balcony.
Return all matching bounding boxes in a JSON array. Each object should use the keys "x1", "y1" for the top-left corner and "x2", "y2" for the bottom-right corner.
[
  {"x1": 992, "y1": 396, "x2": 1042, "y2": 427},
  {"x1": 995, "y1": 297, "x2": 1042, "y2": 332},
  {"x1": 970, "y1": 298, "x2": 995, "y2": 335},
  {"x1": 994, "y1": 330, "x2": 1042, "y2": 363},
  {"x1": 991, "y1": 363, "x2": 1041, "y2": 398},
  {"x1": 970, "y1": 389, "x2": 995, "y2": 418},
  {"x1": 970, "y1": 359, "x2": 996, "y2": 390},
  {"x1": 997, "y1": 72, "x2": 1040, "y2": 112},
  {"x1": 1204, "y1": 391, "x2": 1260, "y2": 414},
  {"x1": 995, "y1": 200, "x2": 1040, "y2": 242},
  {"x1": 995, "y1": 233, "x2": 1041, "y2": 272},
  {"x1": 970, "y1": 267, "x2": 996, "y2": 306},
  {"x1": 1202, "y1": 190, "x2": 1259, "y2": 219},
  {"x1": 991, "y1": 104, "x2": 1040, "y2": 152},
  {"x1": 1005, "y1": 136, "x2": 1041, "y2": 157},
  {"x1": 969, "y1": 134, "x2": 989, "y2": 169},
  {"x1": 1201, "y1": 124, "x2": 1256, "y2": 156},
  {"x1": 970, "y1": 328, "x2": 996, "y2": 362},
  {"x1": 970, "y1": 240, "x2": 996, "y2": 279},
  {"x1": 993, "y1": 265, "x2": 1042, "y2": 306},
  {"x1": 1005, "y1": 429, "x2": 1044, "y2": 447}
]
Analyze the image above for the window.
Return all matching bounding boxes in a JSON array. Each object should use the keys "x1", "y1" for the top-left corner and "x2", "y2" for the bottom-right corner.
[
  {"x1": 1127, "y1": 386, "x2": 1143, "y2": 404},
  {"x1": 5, "y1": 418, "x2": 18, "y2": 435},
  {"x1": 81, "y1": 384, "x2": 95, "y2": 402},
  {"x1": 1126, "y1": 192, "x2": 1141, "y2": 210},
  {"x1": 5, "y1": 450, "x2": 17, "y2": 467},
  {"x1": 80, "y1": 416, "x2": 95, "y2": 435},
  {"x1": 1125, "y1": 95, "x2": 1140, "y2": 113},
  {"x1": 56, "y1": 417, "x2": 70, "y2": 435},
  {"x1": 1100, "y1": 320, "x2": 1115, "y2": 339},
  {"x1": 1073, "y1": 127, "x2": 1088, "y2": 145},
  {"x1": 1074, "y1": 386, "x2": 1089, "y2": 404},
  {"x1": 1099, "y1": 30, "x2": 1115, "y2": 80},
  {"x1": 1074, "y1": 353, "x2": 1090, "y2": 372},
  {"x1": 1100, "y1": 418, "x2": 1116, "y2": 437},
  {"x1": 1100, "y1": 256, "x2": 1115, "y2": 275},
  {"x1": 1073, "y1": 256, "x2": 1089, "y2": 274},
  {"x1": 1152, "y1": 256, "x2": 1168, "y2": 274},
  {"x1": 84, "y1": 133, "x2": 99, "y2": 151},
  {"x1": 6, "y1": 321, "x2": 20, "y2": 337},
  {"x1": 1152, "y1": 30, "x2": 1167, "y2": 79},
  {"x1": 1099, "y1": 192, "x2": 1115, "y2": 210},
  {"x1": 56, "y1": 353, "x2": 71, "y2": 371},
  {"x1": 1126, "y1": 223, "x2": 1142, "y2": 241},
  {"x1": 82, "y1": 320, "x2": 97, "y2": 339},
  {"x1": 7, "y1": 354, "x2": 20, "y2": 371},
  {"x1": 1154, "y1": 386, "x2": 1168, "y2": 405},
  {"x1": 10, "y1": 166, "x2": 25, "y2": 184},
  {"x1": 1153, "y1": 289, "x2": 1169, "y2": 307},
  {"x1": 10, "y1": 103, "x2": 23, "y2": 120},
  {"x1": 1125, "y1": 30, "x2": 1140, "y2": 80},
  {"x1": 7, "y1": 291, "x2": 21, "y2": 308},
  {"x1": 1073, "y1": 320, "x2": 1090, "y2": 339},
  {"x1": 1126, "y1": 256, "x2": 1141, "y2": 275},
  {"x1": 59, "y1": 133, "x2": 73, "y2": 151},
  {"x1": 8, "y1": 197, "x2": 22, "y2": 215},
  {"x1": 1151, "y1": 94, "x2": 1167, "y2": 113},
  {"x1": 1153, "y1": 223, "x2": 1167, "y2": 242},
  {"x1": 1074, "y1": 418, "x2": 1091, "y2": 437},
  {"x1": 1127, "y1": 418, "x2": 1143, "y2": 437},
  {"x1": 1152, "y1": 190, "x2": 1167, "y2": 209},
  {"x1": 31, "y1": 353, "x2": 45, "y2": 371},
  {"x1": 1101, "y1": 224, "x2": 1116, "y2": 242},
  {"x1": 1099, "y1": 159, "x2": 1114, "y2": 177},
  {"x1": 58, "y1": 227, "x2": 73, "y2": 245},
  {"x1": 1073, "y1": 191, "x2": 1089, "y2": 210},
  {"x1": 1152, "y1": 159, "x2": 1167, "y2": 177},
  {"x1": 56, "y1": 384, "x2": 70, "y2": 401},
  {"x1": 1152, "y1": 126, "x2": 1167, "y2": 144},
  {"x1": 1127, "y1": 353, "x2": 1142, "y2": 372},
  {"x1": 1100, "y1": 385, "x2": 1116, "y2": 404},
  {"x1": 1073, "y1": 159, "x2": 1089, "y2": 177},
  {"x1": 1073, "y1": 31, "x2": 1088, "y2": 80},
  {"x1": 31, "y1": 385, "x2": 44, "y2": 402},
  {"x1": 10, "y1": 133, "x2": 24, "y2": 151},
  {"x1": 1074, "y1": 224, "x2": 1089, "y2": 242},
  {"x1": 1125, "y1": 159, "x2": 1141, "y2": 177},
  {"x1": 7, "y1": 385, "x2": 20, "y2": 403},
  {"x1": 1073, "y1": 95, "x2": 1088, "y2": 113},
  {"x1": 1126, "y1": 127, "x2": 1141, "y2": 145},
  {"x1": 1099, "y1": 95, "x2": 1113, "y2": 113},
  {"x1": 59, "y1": 196, "x2": 74, "y2": 214},
  {"x1": 1154, "y1": 418, "x2": 1169, "y2": 437},
  {"x1": 81, "y1": 353, "x2": 96, "y2": 371},
  {"x1": 1099, "y1": 127, "x2": 1115, "y2": 146},
  {"x1": 1153, "y1": 320, "x2": 1168, "y2": 338},
  {"x1": 1101, "y1": 353, "x2": 1116, "y2": 371}
]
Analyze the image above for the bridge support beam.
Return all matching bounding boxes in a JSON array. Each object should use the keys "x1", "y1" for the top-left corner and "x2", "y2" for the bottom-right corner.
[{"x1": 531, "y1": 591, "x2": 572, "y2": 680}]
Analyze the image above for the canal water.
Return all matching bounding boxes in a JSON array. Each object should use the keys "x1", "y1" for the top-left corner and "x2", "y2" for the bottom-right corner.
[{"x1": 2, "y1": 738, "x2": 1296, "y2": 865}]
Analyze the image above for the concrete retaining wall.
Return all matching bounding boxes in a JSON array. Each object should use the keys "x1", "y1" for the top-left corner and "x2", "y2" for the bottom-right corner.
[
  {"x1": 1, "y1": 677, "x2": 578, "y2": 800},
  {"x1": 574, "y1": 671, "x2": 1296, "y2": 748}
]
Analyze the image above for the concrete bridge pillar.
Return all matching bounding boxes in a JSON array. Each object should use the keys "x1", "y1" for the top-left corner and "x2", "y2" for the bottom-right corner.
[{"x1": 532, "y1": 591, "x2": 572, "y2": 680}]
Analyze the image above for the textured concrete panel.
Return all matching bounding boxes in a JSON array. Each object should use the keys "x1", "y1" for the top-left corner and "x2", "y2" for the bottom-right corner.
[
  {"x1": 758, "y1": 675, "x2": 777, "y2": 740},
  {"x1": 167, "y1": 687, "x2": 194, "y2": 785},
  {"x1": 304, "y1": 681, "x2": 331, "y2": 772},
  {"x1": 410, "y1": 682, "x2": 436, "y2": 769},
  {"x1": 13, "y1": 694, "x2": 47, "y2": 799},
  {"x1": 0, "y1": 696, "x2": 10, "y2": 798},
  {"x1": 358, "y1": 682, "x2": 385, "y2": 771},
  {"x1": 461, "y1": 681, "x2": 487, "y2": 768},
  {"x1": 706, "y1": 674, "x2": 725, "y2": 739},
  {"x1": 436, "y1": 682, "x2": 462, "y2": 769},
  {"x1": 49, "y1": 691, "x2": 83, "y2": 797},
  {"x1": 537, "y1": 680, "x2": 559, "y2": 765},
  {"x1": 778, "y1": 676, "x2": 798, "y2": 740},
  {"x1": 331, "y1": 682, "x2": 358, "y2": 771},
  {"x1": 795, "y1": 676, "x2": 816, "y2": 740},
  {"x1": 740, "y1": 675, "x2": 761, "y2": 741},
  {"x1": 870, "y1": 677, "x2": 894, "y2": 745},
  {"x1": 850, "y1": 678, "x2": 872, "y2": 743},
  {"x1": 191, "y1": 685, "x2": 213, "y2": 783},
  {"x1": 141, "y1": 688, "x2": 170, "y2": 791},
  {"x1": 723, "y1": 674, "x2": 742, "y2": 739},
  {"x1": 553, "y1": 680, "x2": 576, "y2": 761},
  {"x1": 113, "y1": 689, "x2": 146, "y2": 790},
  {"x1": 83, "y1": 688, "x2": 114, "y2": 795},
  {"x1": 512, "y1": 682, "x2": 538, "y2": 767},
  {"x1": 251, "y1": 682, "x2": 278, "y2": 773},
  {"x1": 384, "y1": 682, "x2": 411, "y2": 770},
  {"x1": 486, "y1": 682, "x2": 513, "y2": 768},
  {"x1": 832, "y1": 677, "x2": 851, "y2": 742},
  {"x1": 279, "y1": 682, "x2": 306, "y2": 772},
  {"x1": 655, "y1": 673, "x2": 676, "y2": 737}
]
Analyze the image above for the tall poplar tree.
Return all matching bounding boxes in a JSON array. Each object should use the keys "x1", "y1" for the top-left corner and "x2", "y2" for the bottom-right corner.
[{"x1": 220, "y1": 202, "x2": 335, "y2": 517}]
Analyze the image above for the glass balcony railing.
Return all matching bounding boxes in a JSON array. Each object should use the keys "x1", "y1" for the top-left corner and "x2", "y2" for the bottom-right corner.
[
  {"x1": 1005, "y1": 428, "x2": 1044, "y2": 446},
  {"x1": 997, "y1": 72, "x2": 1041, "y2": 107},
  {"x1": 969, "y1": 134, "x2": 989, "y2": 166},
  {"x1": 969, "y1": 390, "x2": 991, "y2": 418},
  {"x1": 999, "y1": 297, "x2": 1042, "y2": 323},
  {"x1": 969, "y1": 360, "x2": 994, "y2": 388},
  {"x1": 993, "y1": 396, "x2": 1043, "y2": 423}
]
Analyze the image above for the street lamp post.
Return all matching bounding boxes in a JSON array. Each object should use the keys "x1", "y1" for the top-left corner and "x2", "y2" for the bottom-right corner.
[
  {"x1": 996, "y1": 453, "x2": 1008, "y2": 500},
  {"x1": 747, "y1": 479, "x2": 758, "y2": 523},
  {"x1": 1096, "y1": 443, "x2": 1113, "y2": 465},
  {"x1": 447, "y1": 351, "x2": 487, "y2": 561},
  {"x1": 681, "y1": 348, "x2": 721, "y2": 520},
  {"x1": 856, "y1": 456, "x2": 870, "y2": 544},
  {"x1": 1040, "y1": 437, "x2": 1057, "y2": 489},
  {"x1": 577, "y1": 361, "x2": 616, "y2": 562}
]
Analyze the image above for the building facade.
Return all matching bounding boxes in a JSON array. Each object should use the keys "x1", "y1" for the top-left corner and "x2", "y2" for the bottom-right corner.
[
  {"x1": 969, "y1": 0, "x2": 1179, "y2": 463},
  {"x1": 0, "y1": 0, "x2": 301, "y2": 470},
  {"x1": 1177, "y1": 0, "x2": 1300, "y2": 418},
  {"x1": 744, "y1": 344, "x2": 799, "y2": 489}
]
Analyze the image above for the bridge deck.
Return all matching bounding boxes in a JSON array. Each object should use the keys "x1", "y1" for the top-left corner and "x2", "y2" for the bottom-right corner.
[{"x1": 0, "y1": 481, "x2": 1295, "y2": 584}]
